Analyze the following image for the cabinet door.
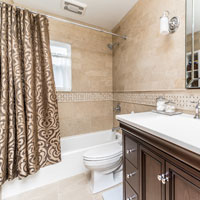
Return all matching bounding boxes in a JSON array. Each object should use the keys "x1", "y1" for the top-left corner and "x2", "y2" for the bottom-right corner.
[
  {"x1": 140, "y1": 146, "x2": 165, "y2": 200},
  {"x1": 166, "y1": 162, "x2": 200, "y2": 200}
]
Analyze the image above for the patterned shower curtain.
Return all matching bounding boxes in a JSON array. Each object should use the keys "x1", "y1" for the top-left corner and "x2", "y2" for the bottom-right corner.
[{"x1": 0, "y1": 3, "x2": 61, "y2": 185}]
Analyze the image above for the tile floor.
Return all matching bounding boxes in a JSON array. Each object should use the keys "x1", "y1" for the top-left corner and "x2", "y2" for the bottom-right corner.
[{"x1": 4, "y1": 174, "x2": 104, "y2": 200}]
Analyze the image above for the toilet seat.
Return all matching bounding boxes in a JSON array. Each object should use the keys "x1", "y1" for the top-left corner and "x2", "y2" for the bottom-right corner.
[
  {"x1": 83, "y1": 141, "x2": 123, "y2": 193},
  {"x1": 84, "y1": 155, "x2": 122, "y2": 168},
  {"x1": 83, "y1": 142, "x2": 122, "y2": 161}
]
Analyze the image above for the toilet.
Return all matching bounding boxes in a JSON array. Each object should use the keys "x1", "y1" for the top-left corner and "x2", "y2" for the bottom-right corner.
[{"x1": 83, "y1": 142, "x2": 122, "y2": 193}]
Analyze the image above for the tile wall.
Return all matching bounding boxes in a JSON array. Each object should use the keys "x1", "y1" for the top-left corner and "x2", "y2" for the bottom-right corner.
[
  {"x1": 4, "y1": 0, "x2": 200, "y2": 135},
  {"x1": 112, "y1": 0, "x2": 200, "y2": 126}
]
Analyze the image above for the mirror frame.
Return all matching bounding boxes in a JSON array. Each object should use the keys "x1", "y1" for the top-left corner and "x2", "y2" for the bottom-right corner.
[{"x1": 185, "y1": 0, "x2": 200, "y2": 89}]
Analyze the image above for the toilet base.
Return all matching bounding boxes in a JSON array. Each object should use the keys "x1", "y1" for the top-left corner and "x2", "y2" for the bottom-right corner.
[{"x1": 90, "y1": 169, "x2": 122, "y2": 193}]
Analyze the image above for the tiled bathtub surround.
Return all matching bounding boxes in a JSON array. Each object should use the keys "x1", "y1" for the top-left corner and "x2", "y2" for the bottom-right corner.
[
  {"x1": 58, "y1": 101, "x2": 113, "y2": 137},
  {"x1": 48, "y1": 11, "x2": 113, "y2": 137},
  {"x1": 56, "y1": 92, "x2": 113, "y2": 137},
  {"x1": 57, "y1": 92, "x2": 113, "y2": 103},
  {"x1": 49, "y1": 13, "x2": 113, "y2": 137},
  {"x1": 114, "y1": 91, "x2": 200, "y2": 111}
]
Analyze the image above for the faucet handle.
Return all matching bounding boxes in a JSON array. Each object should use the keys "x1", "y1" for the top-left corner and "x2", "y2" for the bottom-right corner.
[
  {"x1": 191, "y1": 100, "x2": 200, "y2": 104},
  {"x1": 191, "y1": 99, "x2": 200, "y2": 119}
]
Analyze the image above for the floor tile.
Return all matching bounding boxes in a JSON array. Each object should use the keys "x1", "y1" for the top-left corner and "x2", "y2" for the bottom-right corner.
[{"x1": 4, "y1": 173, "x2": 104, "y2": 200}]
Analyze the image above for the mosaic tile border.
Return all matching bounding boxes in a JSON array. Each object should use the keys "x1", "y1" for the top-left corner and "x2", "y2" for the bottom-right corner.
[
  {"x1": 57, "y1": 91, "x2": 200, "y2": 111},
  {"x1": 56, "y1": 92, "x2": 113, "y2": 103},
  {"x1": 113, "y1": 92, "x2": 200, "y2": 111}
]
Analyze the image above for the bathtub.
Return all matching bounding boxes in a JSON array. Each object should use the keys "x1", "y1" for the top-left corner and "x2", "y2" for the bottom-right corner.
[{"x1": 2, "y1": 130, "x2": 121, "y2": 199}]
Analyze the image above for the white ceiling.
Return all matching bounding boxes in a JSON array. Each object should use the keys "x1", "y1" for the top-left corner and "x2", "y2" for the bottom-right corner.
[{"x1": 14, "y1": 0, "x2": 138, "y2": 30}]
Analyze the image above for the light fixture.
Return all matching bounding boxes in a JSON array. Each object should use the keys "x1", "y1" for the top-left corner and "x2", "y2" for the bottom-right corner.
[{"x1": 160, "y1": 11, "x2": 180, "y2": 35}]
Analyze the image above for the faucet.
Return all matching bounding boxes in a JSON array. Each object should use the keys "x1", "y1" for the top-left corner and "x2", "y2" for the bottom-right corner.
[
  {"x1": 114, "y1": 103, "x2": 121, "y2": 113},
  {"x1": 192, "y1": 100, "x2": 200, "y2": 119},
  {"x1": 112, "y1": 126, "x2": 121, "y2": 132}
]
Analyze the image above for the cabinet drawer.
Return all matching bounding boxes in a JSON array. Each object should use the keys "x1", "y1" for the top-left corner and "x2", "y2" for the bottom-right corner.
[
  {"x1": 125, "y1": 159, "x2": 139, "y2": 194},
  {"x1": 125, "y1": 182, "x2": 138, "y2": 200},
  {"x1": 125, "y1": 136, "x2": 138, "y2": 168}
]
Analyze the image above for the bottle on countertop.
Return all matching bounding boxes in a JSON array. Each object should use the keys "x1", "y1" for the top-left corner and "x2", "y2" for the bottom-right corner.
[
  {"x1": 156, "y1": 97, "x2": 167, "y2": 111},
  {"x1": 165, "y1": 101, "x2": 176, "y2": 113}
]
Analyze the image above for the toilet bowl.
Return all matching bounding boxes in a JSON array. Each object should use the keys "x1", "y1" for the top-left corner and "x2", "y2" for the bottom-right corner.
[{"x1": 83, "y1": 142, "x2": 122, "y2": 193}]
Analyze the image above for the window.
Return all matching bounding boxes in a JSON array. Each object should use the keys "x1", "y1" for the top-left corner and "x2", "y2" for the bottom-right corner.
[{"x1": 50, "y1": 40, "x2": 72, "y2": 91}]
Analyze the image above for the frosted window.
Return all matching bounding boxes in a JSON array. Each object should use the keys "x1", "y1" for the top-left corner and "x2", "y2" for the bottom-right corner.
[{"x1": 50, "y1": 41, "x2": 72, "y2": 91}]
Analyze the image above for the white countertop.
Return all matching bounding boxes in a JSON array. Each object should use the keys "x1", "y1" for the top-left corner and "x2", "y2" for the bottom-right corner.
[{"x1": 116, "y1": 112, "x2": 200, "y2": 155}]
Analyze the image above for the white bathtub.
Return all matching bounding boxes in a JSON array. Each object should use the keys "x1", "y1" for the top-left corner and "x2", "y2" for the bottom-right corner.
[{"x1": 2, "y1": 130, "x2": 121, "y2": 199}]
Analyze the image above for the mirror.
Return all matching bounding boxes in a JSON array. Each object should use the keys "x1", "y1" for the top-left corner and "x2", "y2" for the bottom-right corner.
[{"x1": 186, "y1": 0, "x2": 200, "y2": 88}]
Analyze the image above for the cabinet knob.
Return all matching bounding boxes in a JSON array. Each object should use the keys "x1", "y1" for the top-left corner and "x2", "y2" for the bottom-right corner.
[
  {"x1": 126, "y1": 148, "x2": 136, "y2": 154},
  {"x1": 157, "y1": 173, "x2": 170, "y2": 184},
  {"x1": 162, "y1": 176, "x2": 169, "y2": 184},
  {"x1": 157, "y1": 174, "x2": 163, "y2": 182},
  {"x1": 127, "y1": 194, "x2": 137, "y2": 200},
  {"x1": 127, "y1": 171, "x2": 136, "y2": 179}
]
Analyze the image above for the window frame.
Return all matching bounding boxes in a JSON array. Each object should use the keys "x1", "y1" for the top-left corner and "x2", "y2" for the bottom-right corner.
[{"x1": 50, "y1": 40, "x2": 72, "y2": 92}]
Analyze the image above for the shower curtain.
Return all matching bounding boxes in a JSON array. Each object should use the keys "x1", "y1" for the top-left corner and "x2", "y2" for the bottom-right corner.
[{"x1": 0, "y1": 3, "x2": 61, "y2": 185}]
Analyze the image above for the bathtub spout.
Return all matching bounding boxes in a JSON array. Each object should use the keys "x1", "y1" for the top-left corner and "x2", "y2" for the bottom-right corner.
[{"x1": 112, "y1": 127, "x2": 121, "y2": 132}]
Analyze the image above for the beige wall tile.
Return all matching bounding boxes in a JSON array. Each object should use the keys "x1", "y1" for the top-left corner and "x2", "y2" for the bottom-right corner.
[
  {"x1": 113, "y1": 0, "x2": 186, "y2": 92},
  {"x1": 49, "y1": 18, "x2": 113, "y2": 92},
  {"x1": 112, "y1": 0, "x2": 200, "y2": 117},
  {"x1": 58, "y1": 101, "x2": 113, "y2": 137},
  {"x1": 49, "y1": 12, "x2": 113, "y2": 137}
]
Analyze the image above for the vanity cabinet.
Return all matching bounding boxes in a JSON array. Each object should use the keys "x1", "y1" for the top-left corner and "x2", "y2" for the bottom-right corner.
[
  {"x1": 121, "y1": 124, "x2": 200, "y2": 200},
  {"x1": 140, "y1": 146, "x2": 165, "y2": 200},
  {"x1": 166, "y1": 162, "x2": 200, "y2": 200}
]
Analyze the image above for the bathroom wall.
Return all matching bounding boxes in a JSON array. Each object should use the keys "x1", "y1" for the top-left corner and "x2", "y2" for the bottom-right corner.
[
  {"x1": 112, "y1": 0, "x2": 200, "y2": 127},
  {"x1": 49, "y1": 19, "x2": 113, "y2": 137},
  {"x1": 4, "y1": 0, "x2": 113, "y2": 137},
  {"x1": 5, "y1": 0, "x2": 200, "y2": 133}
]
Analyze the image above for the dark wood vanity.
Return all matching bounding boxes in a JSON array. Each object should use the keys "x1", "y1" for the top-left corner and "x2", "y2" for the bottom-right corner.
[{"x1": 120, "y1": 122, "x2": 200, "y2": 200}]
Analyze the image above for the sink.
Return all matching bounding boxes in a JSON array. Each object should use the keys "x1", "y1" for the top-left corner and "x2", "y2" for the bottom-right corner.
[{"x1": 116, "y1": 112, "x2": 200, "y2": 155}]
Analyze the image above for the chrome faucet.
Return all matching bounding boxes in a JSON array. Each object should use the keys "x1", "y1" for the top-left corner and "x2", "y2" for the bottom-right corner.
[
  {"x1": 192, "y1": 100, "x2": 200, "y2": 119},
  {"x1": 114, "y1": 103, "x2": 121, "y2": 113},
  {"x1": 112, "y1": 126, "x2": 121, "y2": 132}
]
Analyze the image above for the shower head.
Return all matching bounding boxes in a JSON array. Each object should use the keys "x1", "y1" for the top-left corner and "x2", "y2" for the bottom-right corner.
[
  {"x1": 107, "y1": 42, "x2": 119, "y2": 50},
  {"x1": 107, "y1": 43, "x2": 113, "y2": 50}
]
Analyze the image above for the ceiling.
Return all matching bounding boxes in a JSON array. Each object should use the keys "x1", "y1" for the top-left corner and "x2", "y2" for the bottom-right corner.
[{"x1": 14, "y1": 0, "x2": 138, "y2": 30}]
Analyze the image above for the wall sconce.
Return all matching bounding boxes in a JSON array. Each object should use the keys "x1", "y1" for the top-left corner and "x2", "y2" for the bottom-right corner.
[{"x1": 160, "y1": 11, "x2": 180, "y2": 35}]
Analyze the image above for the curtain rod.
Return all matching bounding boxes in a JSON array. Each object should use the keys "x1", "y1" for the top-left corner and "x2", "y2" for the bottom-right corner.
[{"x1": 0, "y1": 1, "x2": 127, "y2": 40}]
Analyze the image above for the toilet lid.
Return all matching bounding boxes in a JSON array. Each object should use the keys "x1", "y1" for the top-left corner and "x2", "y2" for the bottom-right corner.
[{"x1": 83, "y1": 142, "x2": 122, "y2": 161}]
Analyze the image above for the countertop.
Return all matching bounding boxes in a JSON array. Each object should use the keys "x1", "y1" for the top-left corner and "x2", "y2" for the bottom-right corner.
[{"x1": 116, "y1": 112, "x2": 200, "y2": 155}]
